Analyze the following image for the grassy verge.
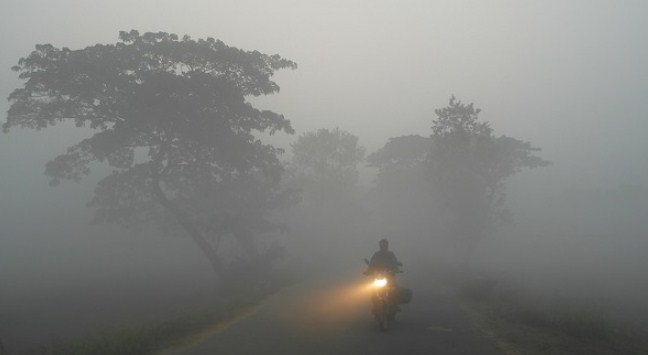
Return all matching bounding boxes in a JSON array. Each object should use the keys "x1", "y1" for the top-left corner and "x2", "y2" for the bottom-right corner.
[
  {"x1": 18, "y1": 292, "x2": 261, "y2": 355},
  {"x1": 452, "y1": 276, "x2": 648, "y2": 355},
  {"x1": 18, "y1": 268, "x2": 306, "y2": 355}
]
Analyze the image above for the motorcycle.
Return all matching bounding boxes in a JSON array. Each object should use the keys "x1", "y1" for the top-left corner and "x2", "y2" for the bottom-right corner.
[{"x1": 364, "y1": 259, "x2": 402, "y2": 331}]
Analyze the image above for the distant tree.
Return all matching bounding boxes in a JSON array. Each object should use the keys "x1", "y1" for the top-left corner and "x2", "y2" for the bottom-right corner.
[
  {"x1": 430, "y1": 96, "x2": 550, "y2": 251},
  {"x1": 366, "y1": 135, "x2": 438, "y2": 243},
  {"x1": 367, "y1": 134, "x2": 430, "y2": 190},
  {"x1": 369, "y1": 96, "x2": 550, "y2": 262},
  {"x1": 288, "y1": 127, "x2": 366, "y2": 203},
  {"x1": 284, "y1": 128, "x2": 366, "y2": 257},
  {"x1": 3, "y1": 30, "x2": 297, "y2": 282}
]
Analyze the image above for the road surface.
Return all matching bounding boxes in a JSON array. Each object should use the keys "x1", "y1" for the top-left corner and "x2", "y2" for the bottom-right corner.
[{"x1": 161, "y1": 270, "x2": 505, "y2": 355}]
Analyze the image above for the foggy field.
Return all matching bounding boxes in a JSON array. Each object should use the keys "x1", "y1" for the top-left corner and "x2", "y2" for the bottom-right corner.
[
  {"x1": 0, "y1": 227, "x2": 218, "y2": 354},
  {"x1": 1, "y1": 1, "x2": 648, "y2": 354}
]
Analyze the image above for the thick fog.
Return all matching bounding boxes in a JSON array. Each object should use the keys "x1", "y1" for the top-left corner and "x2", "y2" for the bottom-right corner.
[{"x1": 1, "y1": 0, "x2": 647, "y2": 353}]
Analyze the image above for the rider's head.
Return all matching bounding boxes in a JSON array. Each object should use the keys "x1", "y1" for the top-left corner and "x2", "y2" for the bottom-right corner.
[{"x1": 379, "y1": 238, "x2": 389, "y2": 251}]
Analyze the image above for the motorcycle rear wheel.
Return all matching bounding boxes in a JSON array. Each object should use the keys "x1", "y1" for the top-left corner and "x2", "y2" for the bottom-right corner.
[{"x1": 379, "y1": 317, "x2": 389, "y2": 331}]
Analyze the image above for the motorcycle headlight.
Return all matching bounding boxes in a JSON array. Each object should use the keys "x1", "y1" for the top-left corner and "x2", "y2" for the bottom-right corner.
[{"x1": 373, "y1": 277, "x2": 388, "y2": 288}]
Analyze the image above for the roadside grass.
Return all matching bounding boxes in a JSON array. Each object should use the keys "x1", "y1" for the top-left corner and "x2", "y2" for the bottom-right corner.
[
  {"x1": 16, "y1": 291, "x2": 260, "y2": 355},
  {"x1": 17, "y1": 267, "x2": 306, "y2": 355},
  {"x1": 452, "y1": 275, "x2": 648, "y2": 355}
]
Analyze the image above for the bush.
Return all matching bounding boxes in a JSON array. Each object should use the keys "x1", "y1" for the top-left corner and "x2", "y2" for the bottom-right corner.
[{"x1": 455, "y1": 274, "x2": 648, "y2": 355}]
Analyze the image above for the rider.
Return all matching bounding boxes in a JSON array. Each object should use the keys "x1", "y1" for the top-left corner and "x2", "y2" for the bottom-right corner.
[
  {"x1": 366, "y1": 238, "x2": 403, "y2": 318},
  {"x1": 367, "y1": 238, "x2": 401, "y2": 276}
]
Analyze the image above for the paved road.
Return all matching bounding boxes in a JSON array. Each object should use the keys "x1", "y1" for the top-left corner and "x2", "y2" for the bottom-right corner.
[{"x1": 162, "y1": 271, "x2": 505, "y2": 355}]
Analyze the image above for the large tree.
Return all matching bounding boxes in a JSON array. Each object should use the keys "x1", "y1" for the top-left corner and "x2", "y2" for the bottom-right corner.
[
  {"x1": 430, "y1": 96, "x2": 550, "y2": 247},
  {"x1": 369, "y1": 96, "x2": 550, "y2": 261},
  {"x1": 3, "y1": 30, "x2": 297, "y2": 282}
]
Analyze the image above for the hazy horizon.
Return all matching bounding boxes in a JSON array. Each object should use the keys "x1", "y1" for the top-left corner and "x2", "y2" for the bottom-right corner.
[{"x1": 1, "y1": 1, "x2": 647, "y2": 353}]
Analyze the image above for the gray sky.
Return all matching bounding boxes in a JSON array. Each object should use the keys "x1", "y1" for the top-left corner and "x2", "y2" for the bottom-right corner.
[
  {"x1": 1, "y1": 4, "x2": 648, "y2": 349},
  {"x1": 1, "y1": 0, "x2": 647, "y2": 191}
]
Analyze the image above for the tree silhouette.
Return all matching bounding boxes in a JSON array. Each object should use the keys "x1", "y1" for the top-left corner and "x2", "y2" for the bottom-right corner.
[
  {"x1": 289, "y1": 127, "x2": 365, "y2": 203},
  {"x1": 430, "y1": 96, "x2": 550, "y2": 250},
  {"x1": 4, "y1": 30, "x2": 297, "y2": 282},
  {"x1": 285, "y1": 128, "x2": 366, "y2": 257},
  {"x1": 369, "y1": 96, "x2": 551, "y2": 262}
]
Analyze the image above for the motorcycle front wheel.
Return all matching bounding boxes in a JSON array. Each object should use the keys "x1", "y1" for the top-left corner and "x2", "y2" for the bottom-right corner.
[{"x1": 375, "y1": 300, "x2": 390, "y2": 331}]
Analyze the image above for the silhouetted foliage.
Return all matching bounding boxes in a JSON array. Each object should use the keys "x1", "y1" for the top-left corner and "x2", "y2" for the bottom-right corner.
[
  {"x1": 366, "y1": 135, "x2": 439, "y2": 245},
  {"x1": 289, "y1": 127, "x2": 365, "y2": 203},
  {"x1": 369, "y1": 96, "x2": 551, "y2": 261},
  {"x1": 284, "y1": 128, "x2": 366, "y2": 256},
  {"x1": 430, "y1": 96, "x2": 550, "y2": 249},
  {"x1": 367, "y1": 134, "x2": 430, "y2": 189},
  {"x1": 4, "y1": 30, "x2": 297, "y2": 281}
]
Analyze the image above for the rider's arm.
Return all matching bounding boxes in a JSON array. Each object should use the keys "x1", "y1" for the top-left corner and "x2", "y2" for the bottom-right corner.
[{"x1": 389, "y1": 252, "x2": 401, "y2": 272}]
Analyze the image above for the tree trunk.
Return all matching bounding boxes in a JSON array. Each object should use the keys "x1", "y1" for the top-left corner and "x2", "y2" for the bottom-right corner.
[{"x1": 151, "y1": 178, "x2": 224, "y2": 282}]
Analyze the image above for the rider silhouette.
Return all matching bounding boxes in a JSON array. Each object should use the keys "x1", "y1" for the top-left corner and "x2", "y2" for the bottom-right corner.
[
  {"x1": 366, "y1": 238, "x2": 401, "y2": 275},
  {"x1": 365, "y1": 238, "x2": 404, "y2": 320}
]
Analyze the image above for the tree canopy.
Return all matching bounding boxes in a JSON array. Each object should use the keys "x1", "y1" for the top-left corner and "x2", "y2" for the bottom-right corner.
[
  {"x1": 4, "y1": 30, "x2": 297, "y2": 281},
  {"x1": 368, "y1": 96, "x2": 551, "y2": 261},
  {"x1": 429, "y1": 96, "x2": 551, "y2": 241},
  {"x1": 367, "y1": 134, "x2": 430, "y2": 188},
  {"x1": 284, "y1": 127, "x2": 367, "y2": 261},
  {"x1": 289, "y1": 127, "x2": 365, "y2": 202}
]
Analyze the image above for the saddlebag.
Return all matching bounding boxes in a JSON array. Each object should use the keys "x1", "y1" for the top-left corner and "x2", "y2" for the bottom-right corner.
[{"x1": 397, "y1": 286, "x2": 413, "y2": 304}]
